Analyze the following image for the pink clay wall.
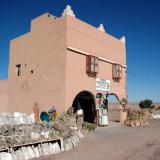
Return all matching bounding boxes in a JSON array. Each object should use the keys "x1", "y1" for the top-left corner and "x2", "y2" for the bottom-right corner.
[
  {"x1": 65, "y1": 15, "x2": 126, "y2": 109},
  {"x1": 0, "y1": 80, "x2": 8, "y2": 112},
  {"x1": 3, "y1": 12, "x2": 126, "y2": 113},
  {"x1": 8, "y1": 13, "x2": 67, "y2": 113}
]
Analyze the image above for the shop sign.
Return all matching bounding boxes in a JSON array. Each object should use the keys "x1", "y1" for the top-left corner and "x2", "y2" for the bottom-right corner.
[{"x1": 96, "y1": 78, "x2": 110, "y2": 92}]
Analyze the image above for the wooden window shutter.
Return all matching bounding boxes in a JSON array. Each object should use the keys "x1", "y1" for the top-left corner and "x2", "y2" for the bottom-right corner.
[
  {"x1": 112, "y1": 64, "x2": 116, "y2": 79},
  {"x1": 119, "y1": 65, "x2": 122, "y2": 79},
  {"x1": 95, "y1": 57, "x2": 99, "y2": 74},
  {"x1": 86, "y1": 55, "x2": 99, "y2": 76},
  {"x1": 112, "y1": 64, "x2": 122, "y2": 79},
  {"x1": 86, "y1": 55, "x2": 91, "y2": 73}
]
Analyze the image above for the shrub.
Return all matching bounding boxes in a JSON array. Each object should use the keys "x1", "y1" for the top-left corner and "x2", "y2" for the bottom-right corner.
[
  {"x1": 82, "y1": 122, "x2": 97, "y2": 132},
  {"x1": 120, "y1": 97, "x2": 128, "y2": 112},
  {"x1": 139, "y1": 99, "x2": 154, "y2": 109}
]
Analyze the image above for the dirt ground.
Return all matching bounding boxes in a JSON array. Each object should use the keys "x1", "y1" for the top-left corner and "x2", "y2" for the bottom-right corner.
[{"x1": 33, "y1": 119, "x2": 160, "y2": 160}]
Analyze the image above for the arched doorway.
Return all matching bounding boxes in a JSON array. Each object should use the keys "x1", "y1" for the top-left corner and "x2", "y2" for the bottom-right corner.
[
  {"x1": 109, "y1": 93, "x2": 120, "y2": 101},
  {"x1": 72, "y1": 91, "x2": 96, "y2": 123},
  {"x1": 107, "y1": 93, "x2": 120, "y2": 122}
]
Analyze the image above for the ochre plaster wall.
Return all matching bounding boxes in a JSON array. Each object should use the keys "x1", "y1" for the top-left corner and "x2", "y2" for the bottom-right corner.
[
  {"x1": 6, "y1": 13, "x2": 126, "y2": 113},
  {"x1": 66, "y1": 15, "x2": 126, "y2": 66},
  {"x1": 65, "y1": 15, "x2": 126, "y2": 109},
  {"x1": 0, "y1": 80, "x2": 8, "y2": 112},
  {"x1": 8, "y1": 14, "x2": 67, "y2": 113}
]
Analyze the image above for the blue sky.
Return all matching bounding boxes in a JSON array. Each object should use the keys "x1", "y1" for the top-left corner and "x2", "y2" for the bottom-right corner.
[{"x1": 0, "y1": 0, "x2": 160, "y2": 102}]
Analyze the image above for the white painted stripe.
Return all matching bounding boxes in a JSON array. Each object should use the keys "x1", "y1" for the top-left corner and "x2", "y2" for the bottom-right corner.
[{"x1": 67, "y1": 46, "x2": 127, "y2": 68}]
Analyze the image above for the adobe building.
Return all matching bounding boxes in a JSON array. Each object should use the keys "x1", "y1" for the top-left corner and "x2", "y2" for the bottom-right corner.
[{"x1": 0, "y1": 5, "x2": 127, "y2": 123}]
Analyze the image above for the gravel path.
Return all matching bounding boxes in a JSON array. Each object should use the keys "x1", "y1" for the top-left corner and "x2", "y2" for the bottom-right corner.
[{"x1": 33, "y1": 119, "x2": 160, "y2": 160}]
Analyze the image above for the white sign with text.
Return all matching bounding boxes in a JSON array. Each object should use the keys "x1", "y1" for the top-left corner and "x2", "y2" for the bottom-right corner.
[{"x1": 96, "y1": 78, "x2": 111, "y2": 92}]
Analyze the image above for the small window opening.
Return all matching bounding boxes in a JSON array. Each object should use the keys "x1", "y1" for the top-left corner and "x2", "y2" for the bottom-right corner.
[
  {"x1": 48, "y1": 14, "x2": 51, "y2": 17},
  {"x1": 30, "y1": 70, "x2": 34, "y2": 74},
  {"x1": 16, "y1": 64, "x2": 21, "y2": 76}
]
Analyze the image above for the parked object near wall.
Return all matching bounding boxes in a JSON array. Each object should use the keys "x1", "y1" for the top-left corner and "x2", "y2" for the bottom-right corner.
[{"x1": 97, "y1": 109, "x2": 108, "y2": 126}]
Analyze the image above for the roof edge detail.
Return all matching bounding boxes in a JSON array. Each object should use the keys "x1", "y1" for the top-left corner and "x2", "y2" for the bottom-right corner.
[{"x1": 62, "y1": 5, "x2": 75, "y2": 17}]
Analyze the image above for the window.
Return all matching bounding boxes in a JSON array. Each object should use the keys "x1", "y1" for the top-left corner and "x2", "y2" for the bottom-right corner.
[
  {"x1": 112, "y1": 64, "x2": 122, "y2": 79},
  {"x1": 86, "y1": 55, "x2": 99, "y2": 76},
  {"x1": 16, "y1": 64, "x2": 21, "y2": 76}
]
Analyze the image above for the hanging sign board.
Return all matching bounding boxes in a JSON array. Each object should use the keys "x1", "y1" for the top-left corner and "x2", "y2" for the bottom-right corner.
[{"x1": 96, "y1": 78, "x2": 110, "y2": 92}]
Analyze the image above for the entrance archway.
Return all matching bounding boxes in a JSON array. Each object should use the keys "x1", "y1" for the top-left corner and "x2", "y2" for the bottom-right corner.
[
  {"x1": 107, "y1": 93, "x2": 120, "y2": 122},
  {"x1": 109, "y1": 93, "x2": 120, "y2": 101},
  {"x1": 72, "y1": 91, "x2": 96, "y2": 123}
]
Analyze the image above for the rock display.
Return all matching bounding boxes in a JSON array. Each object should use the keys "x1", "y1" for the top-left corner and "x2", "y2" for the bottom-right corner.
[
  {"x1": 124, "y1": 109, "x2": 150, "y2": 127},
  {"x1": 152, "y1": 110, "x2": 160, "y2": 119},
  {"x1": 0, "y1": 109, "x2": 84, "y2": 160}
]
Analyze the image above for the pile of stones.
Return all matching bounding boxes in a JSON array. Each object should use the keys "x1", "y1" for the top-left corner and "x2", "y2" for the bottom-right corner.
[
  {"x1": 0, "y1": 108, "x2": 84, "y2": 160},
  {"x1": 151, "y1": 109, "x2": 160, "y2": 119},
  {"x1": 124, "y1": 109, "x2": 150, "y2": 127}
]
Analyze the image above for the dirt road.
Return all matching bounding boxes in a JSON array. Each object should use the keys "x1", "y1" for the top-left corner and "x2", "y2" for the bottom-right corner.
[{"x1": 34, "y1": 119, "x2": 160, "y2": 160}]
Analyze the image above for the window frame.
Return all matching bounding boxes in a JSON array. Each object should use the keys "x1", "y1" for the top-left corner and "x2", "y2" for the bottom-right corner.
[
  {"x1": 112, "y1": 63, "x2": 122, "y2": 80},
  {"x1": 86, "y1": 55, "x2": 99, "y2": 76}
]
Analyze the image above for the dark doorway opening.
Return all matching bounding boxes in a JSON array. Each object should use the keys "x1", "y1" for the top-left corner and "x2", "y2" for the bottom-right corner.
[{"x1": 72, "y1": 91, "x2": 96, "y2": 123}]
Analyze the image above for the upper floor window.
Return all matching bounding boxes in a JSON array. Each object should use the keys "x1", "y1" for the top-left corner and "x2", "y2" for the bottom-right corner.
[
  {"x1": 16, "y1": 64, "x2": 21, "y2": 76},
  {"x1": 86, "y1": 55, "x2": 99, "y2": 76},
  {"x1": 112, "y1": 64, "x2": 122, "y2": 80}
]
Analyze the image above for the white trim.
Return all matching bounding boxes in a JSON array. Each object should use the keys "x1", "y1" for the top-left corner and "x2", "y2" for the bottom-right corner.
[
  {"x1": 68, "y1": 46, "x2": 89, "y2": 55},
  {"x1": 67, "y1": 46, "x2": 127, "y2": 68},
  {"x1": 98, "y1": 56, "x2": 115, "y2": 64},
  {"x1": 98, "y1": 24, "x2": 105, "y2": 32},
  {"x1": 120, "y1": 36, "x2": 126, "y2": 44},
  {"x1": 62, "y1": 5, "x2": 75, "y2": 17}
]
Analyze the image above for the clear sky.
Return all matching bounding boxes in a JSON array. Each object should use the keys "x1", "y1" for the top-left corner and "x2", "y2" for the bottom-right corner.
[{"x1": 0, "y1": 0, "x2": 160, "y2": 102}]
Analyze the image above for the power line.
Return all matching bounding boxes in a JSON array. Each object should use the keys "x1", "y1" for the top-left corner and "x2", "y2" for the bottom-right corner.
[{"x1": 126, "y1": 71, "x2": 160, "y2": 85}]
